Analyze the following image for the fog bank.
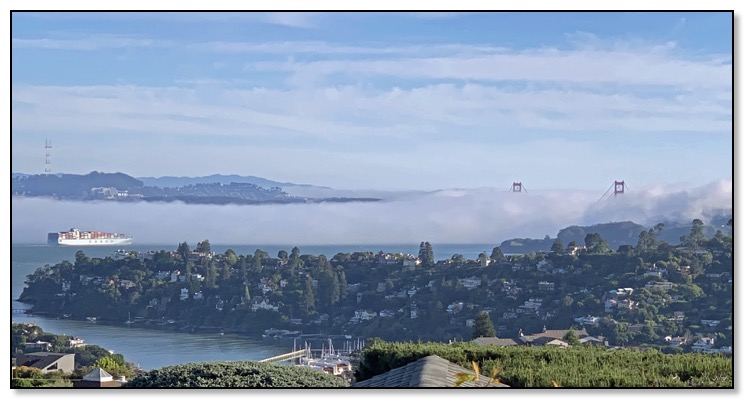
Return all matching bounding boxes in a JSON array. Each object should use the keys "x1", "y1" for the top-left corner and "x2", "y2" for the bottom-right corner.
[{"x1": 11, "y1": 179, "x2": 731, "y2": 246}]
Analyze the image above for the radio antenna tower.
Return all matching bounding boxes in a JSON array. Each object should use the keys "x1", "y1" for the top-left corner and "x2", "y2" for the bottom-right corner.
[{"x1": 44, "y1": 139, "x2": 52, "y2": 174}]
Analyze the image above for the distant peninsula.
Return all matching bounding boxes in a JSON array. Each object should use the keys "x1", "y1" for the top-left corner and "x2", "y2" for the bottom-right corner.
[{"x1": 11, "y1": 172, "x2": 381, "y2": 206}]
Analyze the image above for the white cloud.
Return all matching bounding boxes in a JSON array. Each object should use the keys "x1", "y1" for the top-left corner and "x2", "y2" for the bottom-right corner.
[
  {"x1": 260, "y1": 48, "x2": 730, "y2": 90},
  {"x1": 11, "y1": 82, "x2": 730, "y2": 141},
  {"x1": 12, "y1": 34, "x2": 172, "y2": 51}
]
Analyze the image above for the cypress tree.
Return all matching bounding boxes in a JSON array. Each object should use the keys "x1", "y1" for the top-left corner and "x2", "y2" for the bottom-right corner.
[{"x1": 472, "y1": 311, "x2": 496, "y2": 339}]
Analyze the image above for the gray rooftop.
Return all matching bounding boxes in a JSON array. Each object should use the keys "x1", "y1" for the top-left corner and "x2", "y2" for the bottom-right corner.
[
  {"x1": 83, "y1": 367, "x2": 113, "y2": 382},
  {"x1": 353, "y1": 355, "x2": 508, "y2": 388},
  {"x1": 473, "y1": 337, "x2": 519, "y2": 346}
]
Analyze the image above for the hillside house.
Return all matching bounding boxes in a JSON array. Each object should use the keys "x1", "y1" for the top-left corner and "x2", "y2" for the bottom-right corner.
[
  {"x1": 538, "y1": 281, "x2": 555, "y2": 291},
  {"x1": 645, "y1": 281, "x2": 675, "y2": 291},
  {"x1": 460, "y1": 276, "x2": 482, "y2": 290},
  {"x1": 251, "y1": 299, "x2": 279, "y2": 312},
  {"x1": 23, "y1": 341, "x2": 52, "y2": 352},
  {"x1": 16, "y1": 352, "x2": 75, "y2": 374},
  {"x1": 691, "y1": 337, "x2": 716, "y2": 353}
]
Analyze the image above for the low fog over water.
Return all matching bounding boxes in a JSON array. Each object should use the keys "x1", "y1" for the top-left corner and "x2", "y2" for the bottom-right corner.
[{"x1": 11, "y1": 179, "x2": 731, "y2": 246}]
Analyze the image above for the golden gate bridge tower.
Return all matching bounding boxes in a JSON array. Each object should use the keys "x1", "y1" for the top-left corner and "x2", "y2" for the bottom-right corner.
[
  {"x1": 597, "y1": 180, "x2": 628, "y2": 202},
  {"x1": 511, "y1": 182, "x2": 527, "y2": 193},
  {"x1": 613, "y1": 180, "x2": 626, "y2": 196}
]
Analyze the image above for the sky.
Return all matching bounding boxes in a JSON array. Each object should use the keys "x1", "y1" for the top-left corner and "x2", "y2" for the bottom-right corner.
[
  {"x1": 10, "y1": 10, "x2": 733, "y2": 192},
  {"x1": 4, "y1": 4, "x2": 740, "y2": 394}
]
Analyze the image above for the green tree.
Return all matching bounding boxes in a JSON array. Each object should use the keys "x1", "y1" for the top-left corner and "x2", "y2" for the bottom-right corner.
[
  {"x1": 207, "y1": 261, "x2": 218, "y2": 288},
  {"x1": 637, "y1": 224, "x2": 663, "y2": 253},
  {"x1": 319, "y1": 267, "x2": 340, "y2": 307},
  {"x1": 224, "y1": 249, "x2": 237, "y2": 267},
  {"x1": 617, "y1": 245, "x2": 634, "y2": 257},
  {"x1": 682, "y1": 219, "x2": 707, "y2": 249},
  {"x1": 337, "y1": 269, "x2": 348, "y2": 300},
  {"x1": 177, "y1": 242, "x2": 190, "y2": 265},
  {"x1": 93, "y1": 356, "x2": 135, "y2": 379},
  {"x1": 490, "y1": 247, "x2": 505, "y2": 262},
  {"x1": 195, "y1": 240, "x2": 212, "y2": 254},
  {"x1": 290, "y1": 247, "x2": 301, "y2": 263},
  {"x1": 74, "y1": 250, "x2": 88, "y2": 267},
  {"x1": 239, "y1": 257, "x2": 248, "y2": 281},
  {"x1": 550, "y1": 239, "x2": 564, "y2": 253},
  {"x1": 563, "y1": 329, "x2": 581, "y2": 346},
  {"x1": 451, "y1": 253, "x2": 465, "y2": 265},
  {"x1": 584, "y1": 233, "x2": 609, "y2": 254},
  {"x1": 426, "y1": 243, "x2": 434, "y2": 265},
  {"x1": 221, "y1": 262, "x2": 231, "y2": 281},
  {"x1": 301, "y1": 275, "x2": 316, "y2": 314},
  {"x1": 185, "y1": 260, "x2": 193, "y2": 282},
  {"x1": 472, "y1": 311, "x2": 496, "y2": 339},
  {"x1": 252, "y1": 249, "x2": 267, "y2": 273},
  {"x1": 243, "y1": 286, "x2": 251, "y2": 303}
]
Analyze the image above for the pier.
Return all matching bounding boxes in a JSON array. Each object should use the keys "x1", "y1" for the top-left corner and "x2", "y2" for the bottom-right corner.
[{"x1": 258, "y1": 348, "x2": 310, "y2": 363}]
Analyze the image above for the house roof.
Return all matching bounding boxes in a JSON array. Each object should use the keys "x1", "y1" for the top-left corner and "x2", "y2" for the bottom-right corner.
[
  {"x1": 473, "y1": 337, "x2": 519, "y2": 346},
  {"x1": 520, "y1": 328, "x2": 589, "y2": 343},
  {"x1": 579, "y1": 337, "x2": 606, "y2": 344},
  {"x1": 353, "y1": 355, "x2": 509, "y2": 388},
  {"x1": 528, "y1": 336, "x2": 569, "y2": 347},
  {"x1": 83, "y1": 367, "x2": 114, "y2": 382},
  {"x1": 17, "y1": 352, "x2": 72, "y2": 370}
]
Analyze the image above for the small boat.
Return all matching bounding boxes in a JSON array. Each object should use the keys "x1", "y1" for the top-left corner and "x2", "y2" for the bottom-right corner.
[{"x1": 86, "y1": 317, "x2": 97, "y2": 322}]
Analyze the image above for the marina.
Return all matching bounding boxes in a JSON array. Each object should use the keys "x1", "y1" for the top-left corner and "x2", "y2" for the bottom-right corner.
[{"x1": 260, "y1": 337, "x2": 363, "y2": 382}]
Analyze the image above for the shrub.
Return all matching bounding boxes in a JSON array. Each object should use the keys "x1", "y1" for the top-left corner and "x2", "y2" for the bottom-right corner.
[
  {"x1": 126, "y1": 361, "x2": 349, "y2": 388},
  {"x1": 355, "y1": 340, "x2": 732, "y2": 387}
]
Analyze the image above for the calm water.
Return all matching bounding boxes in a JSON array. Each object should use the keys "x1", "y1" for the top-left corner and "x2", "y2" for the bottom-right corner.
[{"x1": 11, "y1": 242, "x2": 495, "y2": 370}]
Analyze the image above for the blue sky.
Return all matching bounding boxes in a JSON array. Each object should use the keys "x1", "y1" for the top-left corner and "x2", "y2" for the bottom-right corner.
[{"x1": 10, "y1": 11, "x2": 732, "y2": 191}]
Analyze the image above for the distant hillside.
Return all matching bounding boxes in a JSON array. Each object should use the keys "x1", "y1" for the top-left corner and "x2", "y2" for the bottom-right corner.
[
  {"x1": 12, "y1": 172, "x2": 380, "y2": 205},
  {"x1": 500, "y1": 217, "x2": 731, "y2": 255},
  {"x1": 137, "y1": 174, "x2": 330, "y2": 190},
  {"x1": 499, "y1": 237, "x2": 553, "y2": 254},
  {"x1": 556, "y1": 221, "x2": 646, "y2": 250},
  {"x1": 12, "y1": 172, "x2": 143, "y2": 198}
]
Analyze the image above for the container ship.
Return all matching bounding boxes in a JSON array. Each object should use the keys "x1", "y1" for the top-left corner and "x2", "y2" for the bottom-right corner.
[{"x1": 47, "y1": 228, "x2": 133, "y2": 246}]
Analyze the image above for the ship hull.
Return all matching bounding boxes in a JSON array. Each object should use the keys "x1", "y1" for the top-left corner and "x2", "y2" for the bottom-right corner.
[{"x1": 55, "y1": 238, "x2": 132, "y2": 246}]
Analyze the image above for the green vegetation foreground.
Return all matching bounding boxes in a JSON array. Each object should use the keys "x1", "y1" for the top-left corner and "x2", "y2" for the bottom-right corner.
[
  {"x1": 126, "y1": 361, "x2": 349, "y2": 388},
  {"x1": 355, "y1": 340, "x2": 732, "y2": 387}
]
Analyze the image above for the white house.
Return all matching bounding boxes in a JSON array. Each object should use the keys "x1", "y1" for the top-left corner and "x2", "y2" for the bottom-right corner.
[
  {"x1": 538, "y1": 281, "x2": 555, "y2": 291},
  {"x1": 645, "y1": 281, "x2": 675, "y2": 291},
  {"x1": 460, "y1": 277, "x2": 482, "y2": 290},
  {"x1": 251, "y1": 299, "x2": 279, "y2": 312}
]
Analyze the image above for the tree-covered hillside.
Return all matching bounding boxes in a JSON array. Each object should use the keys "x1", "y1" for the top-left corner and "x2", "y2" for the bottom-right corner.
[{"x1": 18, "y1": 218, "x2": 732, "y2": 350}]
